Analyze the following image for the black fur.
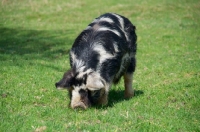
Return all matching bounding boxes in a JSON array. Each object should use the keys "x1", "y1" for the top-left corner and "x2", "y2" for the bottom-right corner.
[{"x1": 70, "y1": 13, "x2": 136, "y2": 83}]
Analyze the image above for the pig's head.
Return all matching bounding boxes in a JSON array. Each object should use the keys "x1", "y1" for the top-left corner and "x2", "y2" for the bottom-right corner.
[{"x1": 55, "y1": 69, "x2": 106, "y2": 109}]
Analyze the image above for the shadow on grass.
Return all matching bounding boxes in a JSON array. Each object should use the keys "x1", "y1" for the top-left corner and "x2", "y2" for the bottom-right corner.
[
  {"x1": 94, "y1": 89, "x2": 144, "y2": 109},
  {"x1": 0, "y1": 27, "x2": 73, "y2": 61}
]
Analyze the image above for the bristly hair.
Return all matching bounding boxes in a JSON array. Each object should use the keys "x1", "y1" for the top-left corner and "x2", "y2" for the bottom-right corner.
[{"x1": 69, "y1": 13, "x2": 136, "y2": 85}]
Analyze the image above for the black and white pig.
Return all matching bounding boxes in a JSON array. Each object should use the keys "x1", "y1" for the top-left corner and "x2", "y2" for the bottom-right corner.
[{"x1": 55, "y1": 13, "x2": 137, "y2": 109}]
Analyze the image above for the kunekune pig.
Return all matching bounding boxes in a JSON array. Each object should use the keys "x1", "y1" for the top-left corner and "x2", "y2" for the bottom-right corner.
[{"x1": 55, "y1": 13, "x2": 137, "y2": 109}]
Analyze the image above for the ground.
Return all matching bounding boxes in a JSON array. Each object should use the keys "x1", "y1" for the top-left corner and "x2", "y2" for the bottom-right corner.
[{"x1": 0, "y1": 0, "x2": 200, "y2": 131}]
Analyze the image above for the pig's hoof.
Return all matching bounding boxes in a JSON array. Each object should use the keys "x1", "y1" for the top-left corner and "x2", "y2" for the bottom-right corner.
[{"x1": 124, "y1": 91, "x2": 134, "y2": 99}]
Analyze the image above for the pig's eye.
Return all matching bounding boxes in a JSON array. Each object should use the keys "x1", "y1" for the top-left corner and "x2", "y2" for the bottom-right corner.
[
  {"x1": 88, "y1": 89, "x2": 102, "y2": 104},
  {"x1": 90, "y1": 90, "x2": 101, "y2": 99}
]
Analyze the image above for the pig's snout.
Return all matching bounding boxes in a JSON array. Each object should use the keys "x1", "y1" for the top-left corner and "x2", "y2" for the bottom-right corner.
[
  {"x1": 72, "y1": 102, "x2": 88, "y2": 109},
  {"x1": 71, "y1": 89, "x2": 91, "y2": 109}
]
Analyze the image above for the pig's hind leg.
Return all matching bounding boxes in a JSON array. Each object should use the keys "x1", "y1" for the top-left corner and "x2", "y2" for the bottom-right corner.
[{"x1": 124, "y1": 57, "x2": 136, "y2": 98}]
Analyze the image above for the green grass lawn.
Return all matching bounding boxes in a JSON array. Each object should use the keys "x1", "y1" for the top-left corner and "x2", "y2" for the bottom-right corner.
[{"x1": 1, "y1": 0, "x2": 200, "y2": 131}]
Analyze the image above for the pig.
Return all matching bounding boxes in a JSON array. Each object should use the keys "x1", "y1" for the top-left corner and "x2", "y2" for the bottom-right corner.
[{"x1": 55, "y1": 13, "x2": 137, "y2": 109}]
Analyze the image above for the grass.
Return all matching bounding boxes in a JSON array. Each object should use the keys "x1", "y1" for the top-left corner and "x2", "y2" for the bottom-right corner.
[{"x1": 0, "y1": 0, "x2": 200, "y2": 131}]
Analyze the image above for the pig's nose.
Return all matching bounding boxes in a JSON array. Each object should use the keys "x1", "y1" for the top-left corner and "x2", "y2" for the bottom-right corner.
[{"x1": 72, "y1": 102, "x2": 87, "y2": 110}]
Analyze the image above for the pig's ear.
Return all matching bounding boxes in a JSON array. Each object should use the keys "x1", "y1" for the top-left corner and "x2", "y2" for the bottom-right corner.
[
  {"x1": 86, "y1": 72, "x2": 105, "y2": 90},
  {"x1": 63, "y1": 69, "x2": 75, "y2": 87},
  {"x1": 56, "y1": 69, "x2": 75, "y2": 89}
]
